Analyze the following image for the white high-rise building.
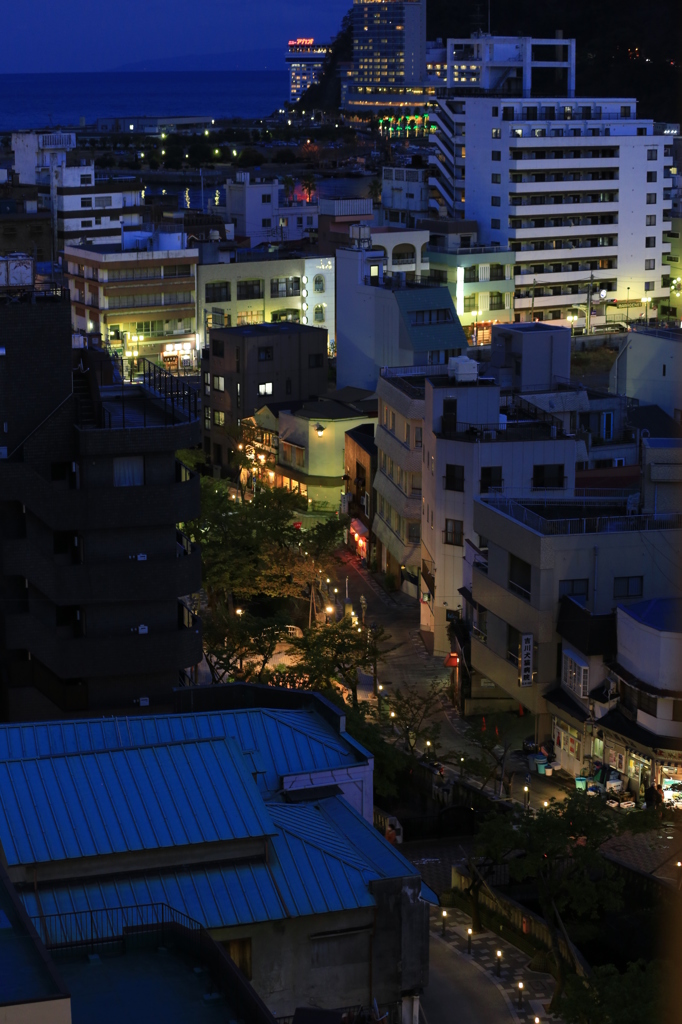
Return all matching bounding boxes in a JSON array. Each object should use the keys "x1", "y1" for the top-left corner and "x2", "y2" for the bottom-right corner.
[{"x1": 429, "y1": 36, "x2": 679, "y2": 327}]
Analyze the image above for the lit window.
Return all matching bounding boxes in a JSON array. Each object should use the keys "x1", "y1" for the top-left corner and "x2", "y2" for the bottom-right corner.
[{"x1": 258, "y1": 382, "x2": 273, "y2": 396}]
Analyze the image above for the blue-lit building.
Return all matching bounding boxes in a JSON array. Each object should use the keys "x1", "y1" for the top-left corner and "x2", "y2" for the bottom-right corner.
[{"x1": 0, "y1": 687, "x2": 435, "y2": 1020}]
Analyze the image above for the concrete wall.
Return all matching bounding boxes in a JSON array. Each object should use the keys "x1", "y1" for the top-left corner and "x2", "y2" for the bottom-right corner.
[
  {"x1": 0, "y1": 998, "x2": 72, "y2": 1024},
  {"x1": 610, "y1": 330, "x2": 682, "y2": 419}
]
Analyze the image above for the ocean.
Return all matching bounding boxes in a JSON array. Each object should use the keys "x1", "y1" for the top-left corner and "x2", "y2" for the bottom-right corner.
[{"x1": 0, "y1": 71, "x2": 290, "y2": 131}]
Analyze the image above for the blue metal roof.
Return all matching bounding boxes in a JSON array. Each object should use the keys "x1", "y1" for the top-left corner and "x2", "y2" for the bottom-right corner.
[
  {"x1": 0, "y1": 709, "x2": 369, "y2": 800},
  {"x1": 618, "y1": 598, "x2": 682, "y2": 633},
  {"x1": 0, "y1": 738, "x2": 273, "y2": 866},
  {"x1": 17, "y1": 796, "x2": 436, "y2": 929}
]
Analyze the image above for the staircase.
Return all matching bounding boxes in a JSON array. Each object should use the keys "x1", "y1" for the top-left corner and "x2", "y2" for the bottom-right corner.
[{"x1": 72, "y1": 369, "x2": 97, "y2": 428}]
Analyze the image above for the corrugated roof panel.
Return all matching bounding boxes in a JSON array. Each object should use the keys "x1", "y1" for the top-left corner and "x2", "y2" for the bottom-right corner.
[{"x1": 0, "y1": 739, "x2": 274, "y2": 867}]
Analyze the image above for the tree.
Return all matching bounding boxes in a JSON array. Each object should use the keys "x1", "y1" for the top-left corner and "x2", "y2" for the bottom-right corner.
[
  {"x1": 386, "y1": 679, "x2": 443, "y2": 756},
  {"x1": 464, "y1": 811, "x2": 521, "y2": 933},
  {"x1": 281, "y1": 174, "x2": 295, "y2": 201},
  {"x1": 484, "y1": 796, "x2": 622, "y2": 1011},
  {"x1": 560, "y1": 960, "x2": 661, "y2": 1024},
  {"x1": 367, "y1": 178, "x2": 382, "y2": 206},
  {"x1": 300, "y1": 173, "x2": 317, "y2": 202},
  {"x1": 441, "y1": 715, "x2": 516, "y2": 798},
  {"x1": 202, "y1": 603, "x2": 253, "y2": 683}
]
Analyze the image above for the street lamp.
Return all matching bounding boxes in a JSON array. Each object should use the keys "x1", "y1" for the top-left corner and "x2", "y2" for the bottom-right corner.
[
  {"x1": 566, "y1": 313, "x2": 577, "y2": 337},
  {"x1": 442, "y1": 909, "x2": 447, "y2": 936},
  {"x1": 517, "y1": 982, "x2": 524, "y2": 1009},
  {"x1": 467, "y1": 927, "x2": 472, "y2": 954},
  {"x1": 641, "y1": 296, "x2": 652, "y2": 326},
  {"x1": 496, "y1": 949, "x2": 502, "y2": 976},
  {"x1": 524, "y1": 785, "x2": 530, "y2": 810},
  {"x1": 235, "y1": 608, "x2": 244, "y2": 617}
]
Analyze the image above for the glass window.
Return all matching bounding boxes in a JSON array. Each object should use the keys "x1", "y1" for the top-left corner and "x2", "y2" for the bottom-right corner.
[
  {"x1": 509, "y1": 554, "x2": 531, "y2": 599},
  {"x1": 444, "y1": 519, "x2": 463, "y2": 546},
  {"x1": 237, "y1": 280, "x2": 263, "y2": 300},
  {"x1": 614, "y1": 576, "x2": 643, "y2": 598},
  {"x1": 270, "y1": 277, "x2": 300, "y2": 298},
  {"x1": 113, "y1": 456, "x2": 144, "y2": 487},
  {"x1": 212, "y1": 375, "x2": 224, "y2": 391},
  {"x1": 415, "y1": 427, "x2": 422, "y2": 448},
  {"x1": 444, "y1": 464, "x2": 464, "y2": 491},
  {"x1": 213, "y1": 410, "x2": 225, "y2": 426},
  {"x1": 258, "y1": 382, "x2": 273, "y2": 396},
  {"x1": 533, "y1": 464, "x2": 564, "y2": 489},
  {"x1": 314, "y1": 304, "x2": 325, "y2": 322},
  {"x1": 205, "y1": 281, "x2": 230, "y2": 302},
  {"x1": 480, "y1": 466, "x2": 502, "y2": 493},
  {"x1": 559, "y1": 579, "x2": 589, "y2": 601},
  {"x1": 258, "y1": 346, "x2": 273, "y2": 361},
  {"x1": 314, "y1": 275, "x2": 325, "y2": 293},
  {"x1": 563, "y1": 653, "x2": 589, "y2": 697}
]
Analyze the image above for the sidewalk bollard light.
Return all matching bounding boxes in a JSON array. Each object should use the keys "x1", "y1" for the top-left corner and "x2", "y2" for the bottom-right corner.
[
  {"x1": 496, "y1": 949, "x2": 502, "y2": 976},
  {"x1": 460, "y1": 756, "x2": 465, "y2": 779},
  {"x1": 441, "y1": 910, "x2": 447, "y2": 937},
  {"x1": 517, "y1": 982, "x2": 523, "y2": 1009},
  {"x1": 467, "y1": 927, "x2": 472, "y2": 954},
  {"x1": 535, "y1": 1017, "x2": 541, "y2": 1024},
  {"x1": 524, "y1": 785, "x2": 529, "y2": 810}
]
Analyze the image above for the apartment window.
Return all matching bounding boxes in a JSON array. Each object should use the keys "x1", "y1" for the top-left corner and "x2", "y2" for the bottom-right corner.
[
  {"x1": 645, "y1": 259, "x2": 655, "y2": 270},
  {"x1": 559, "y1": 578, "x2": 589, "y2": 601},
  {"x1": 314, "y1": 274, "x2": 325, "y2": 293},
  {"x1": 213, "y1": 410, "x2": 225, "y2": 426},
  {"x1": 262, "y1": 218, "x2": 272, "y2": 228},
  {"x1": 601, "y1": 410, "x2": 613, "y2": 440},
  {"x1": 646, "y1": 215, "x2": 657, "y2": 226},
  {"x1": 314, "y1": 304, "x2": 325, "y2": 322},
  {"x1": 533, "y1": 463, "x2": 564, "y2": 489},
  {"x1": 491, "y1": 128, "x2": 501, "y2": 139},
  {"x1": 237, "y1": 279, "x2": 263, "y2": 300},
  {"x1": 258, "y1": 346, "x2": 273, "y2": 361},
  {"x1": 509, "y1": 554, "x2": 531, "y2": 600},
  {"x1": 236, "y1": 381, "x2": 241, "y2": 408},
  {"x1": 80, "y1": 173, "x2": 92, "y2": 185},
  {"x1": 506, "y1": 624, "x2": 521, "y2": 665},
  {"x1": 80, "y1": 197, "x2": 93, "y2": 208},
  {"x1": 113, "y1": 455, "x2": 144, "y2": 487},
  {"x1": 237, "y1": 311, "x2": 264, "y2": 326},
  {"x1": 647, "y1": 149, "x2": 657, "y2": 160},
  {"x1": 415, "y1": 427, "x2": 422, "y2": 448},
  {"x1": 205, "y1": 281, "x2": 230, "y2": 302},
  {"x1": 563, "y1": 652, "x2": 589, "y2": 697},
  {"x1": 491, "y1": 196, "x2": 501, "y2": 207},
  {"x1": 258, "y1": 382, "x2": 273, "y2": 396},
  {"x1": 212, "y1": 375, "x2": 224, "y2": 391},
  {"x1": 444, "y1": 464, "x2": 464, "y2": 491},
  {"x1": 646, "y1": 194, "x2": 657, "y2": 205},
  {"x1": 81, "y1": 220, "x2": 93, "y2": 228},
  {"x1": 647, "y1": 171, "x2": 657, "y2": 182},
  {"x1": 644, "y1": 281, "x2": 655, "y2": 291},
  {"x1": 621, "y1": 106, "x2": 631, "y2": 117},
  {"x1": 164, "y1": 264, "x2": 191, "y2": 278},
  {"x1": 613, "y1": 575, "x2": 643, "y2": 598},
  {"x1": 491, "y1": 219, "x2": 501, "y2": 229},
  {"x1": 492, "y1": 106, "x2": 499, "y2": 116},
  {"x1": 492, "y1": 150, "x2": 501, "y2": 161},
  {"x1": 491, "y1": 173, "x2": 501, "y2": 184},
  {"x1": 204, "y1": 407, "x2": 211, "y2": 430},
  {"x1": 390, "y1": 410, "x2": 396, "y2": 433},
  {"x1": 262, "y1": 193, "x2": 271, "y2": 203},
  {"x1": 212, "y1": 337, "x2": 224, "y2": 358},
  {"x1": 480, "y1": 466, "x2": 502, "y2": 494},
  {"x1": 270, "y1": 277, "x2": 300, "y2": 298},
  {"x1": 645, "y1": 237, "x2": 656, "y2": 248},
  {"x1": 444, "y1": 519, "x2": 463, "y2": 546},
  {"x1": 408, "y1": 522, "x2": 420, "y2": 543}
]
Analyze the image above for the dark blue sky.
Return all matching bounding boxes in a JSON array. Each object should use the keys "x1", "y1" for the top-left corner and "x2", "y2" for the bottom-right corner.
[{"x1": 4, "y1": 0, "x2": 350, "y2": 73}]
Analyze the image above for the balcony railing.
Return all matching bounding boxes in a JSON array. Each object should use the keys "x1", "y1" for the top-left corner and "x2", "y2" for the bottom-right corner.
[
  {"x1": 363, "y1": 274, "x2": 446, "y2": 290},
  {"x1": 31, "y1": 904, "x2": 275, "y2": 1024},
  {"x1": 508, "y1": 579, "x2": 531, "y2": 601},
  {"x1": 483, "y1": 495, "x2": 682, "y2": 536},
  {"x1": 439, "y1": 420, "x2": 566, "y2": 442}
]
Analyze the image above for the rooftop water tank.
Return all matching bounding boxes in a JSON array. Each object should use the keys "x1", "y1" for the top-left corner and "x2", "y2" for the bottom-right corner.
[{"x1": 448, "y1": 355, "x2": 478, "y2": 381}]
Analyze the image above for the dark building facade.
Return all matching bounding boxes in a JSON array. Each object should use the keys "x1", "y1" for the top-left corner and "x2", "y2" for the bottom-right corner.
[
  {"x1": 202, "y1": 321, "x2": 328, "y2": 470},
  {"x1": 0, "y1": 293, "x2": 202, "y2": 721}
]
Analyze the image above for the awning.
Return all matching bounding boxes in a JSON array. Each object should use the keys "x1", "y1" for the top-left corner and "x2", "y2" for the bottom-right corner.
[
  {"x1": 443, "y1": 653, "x2": 460, "y2": 668},
  {"x1": 350, "y1": 518, "x2": 369, "y2": 539},
  {"x1": 420, "y1": 880, "x2": 440, "y2": 906}
]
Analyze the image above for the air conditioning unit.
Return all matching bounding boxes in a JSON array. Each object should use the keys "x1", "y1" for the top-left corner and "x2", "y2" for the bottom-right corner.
[
  {"x1": 138, "y1": 625, "x2": 148, "y2": 635},
  {"x1": 137, "y1": 553, "x2": 147, "y2": 561}
]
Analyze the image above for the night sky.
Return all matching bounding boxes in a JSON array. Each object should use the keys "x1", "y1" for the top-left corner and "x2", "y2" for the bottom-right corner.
[{"x1": 3, "y1": 0, "x2": 350, "y2": 73}]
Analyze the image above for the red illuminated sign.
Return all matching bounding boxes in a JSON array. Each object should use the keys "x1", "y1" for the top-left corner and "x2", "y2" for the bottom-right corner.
[{"x1": 288, "y1": 38, "x2": 315, "y2": 46}]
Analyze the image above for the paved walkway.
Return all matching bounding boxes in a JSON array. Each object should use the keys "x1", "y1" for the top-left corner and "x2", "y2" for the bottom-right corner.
[
  {"x1": 422, "y1": 933, "x2": 513, "y2": 1024},
  {"x1": 427, "y1": 906, "x2": 564, "y2": 1024}
]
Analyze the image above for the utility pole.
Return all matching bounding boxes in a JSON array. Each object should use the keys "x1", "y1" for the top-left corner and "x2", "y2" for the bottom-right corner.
[{"x1": 585, "y1": 273, "x2": 594, "y2": 336}]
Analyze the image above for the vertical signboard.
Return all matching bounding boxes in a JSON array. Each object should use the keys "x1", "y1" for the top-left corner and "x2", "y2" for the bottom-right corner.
[{"x1": 520, "y1": 633, "x2": 533, "y2": 686}]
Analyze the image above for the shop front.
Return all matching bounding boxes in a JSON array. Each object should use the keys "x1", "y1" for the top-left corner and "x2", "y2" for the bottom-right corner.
[
  {"x1": 553, "y1": 718, "x2": 584, "y2": 777},
  {"x1": 349, "y1": 518, "x2": 369, "y2": 562},
  {"x1": 660, "y1": 763, "x2": 682, "y2": 807}
]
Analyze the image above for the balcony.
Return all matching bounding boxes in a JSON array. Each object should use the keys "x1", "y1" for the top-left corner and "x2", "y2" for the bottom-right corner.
[
  {"x1": 4, "y1": 608, "x2": 202, "y2": 678},
  {"x1": 482, "y1": 495, "x2": 682, "y2": 536},
  {"x1": 438, "y1": 419, "x2": 567, "y2": 443},
  {"x1": 508, "y1": 579, "x2": 531, "y2": 601},
  {"x1": 422, "y1": 559, "x2": 435, "y2": 597}
]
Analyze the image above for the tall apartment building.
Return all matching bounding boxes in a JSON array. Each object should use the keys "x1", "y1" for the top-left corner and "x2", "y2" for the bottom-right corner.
[
  {"x1": 380, "y1": 166, "x2": 430, "y2": 227},
  {"x1": 201, "y1": 323, "x2": 329, "y2": 472},
  {"x1": 420, "y1": 358, "x2": 577, "y2": 656},
  {"x1": 224, "y1": 173, "x2": 318, "y2": 246},
  {"x1": 0, "y1": 294, "x2": 202, "y2": 721},
  {"x1": 197, "y1": 251, "x2": 335, "y2": 350},
  {"x1": 0, "y1": 183, "x2": 51, "y2": 262},
  {"x1": 470, "y1": 492, "x2": 682, "y2": 740},
  {"x1": 51, "y1": 161, "x2": 143, "y2": 251},
  {"x1": 373, "y1": 372, "x2": 425, "y2": 595},
  {"x1": 11, "y1": 130, "x2": 76, "y2": 186},
  {"x1": 286, "y1": 39, "x2": 330, "y2": 102},
  {"x1": 343, "y1": 0, "x2": 429, "y2": 112},
  {"x1": 429, "y1": 36, "x2": 679, "y2": 326},
  {"x1": 65, "y1": 227, "x2": 199, "y2": 368},
  {"x1": 336, "y1": 232, "x2": 467, "y2": 390}
]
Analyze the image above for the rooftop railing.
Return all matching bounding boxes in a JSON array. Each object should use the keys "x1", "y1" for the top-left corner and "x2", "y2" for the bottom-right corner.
[
  {"x1": 363, "y1": 274, "x2": 447, "y2": 290},
  {"x1": 482, "y1": 495, "x2": 682, "y2": 536}
]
